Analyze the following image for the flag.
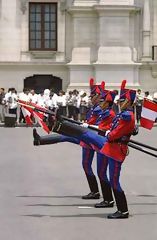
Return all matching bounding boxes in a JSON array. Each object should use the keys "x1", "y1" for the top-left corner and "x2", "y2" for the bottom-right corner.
[
  {"x1": 33, "y1": 111, "x2": 50, "y2": 134},
  {"x1": 140, "y1": 99, "x2": 157, "y2": 130},
  {"x1": 21, "y1": 106, "x2": 33, "y2": 126},
  {"x1": 18, "y1": 100, "x2": 50, "y2": 133}
]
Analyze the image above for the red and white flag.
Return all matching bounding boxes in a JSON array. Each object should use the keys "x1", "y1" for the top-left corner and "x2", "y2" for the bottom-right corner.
[
  {"x1": 18, "y1": 100, "x2": 50, "y2": 134},
  {"x1": 33, "y1": 111, "x2": 50, "y2": 134},
  {"x1": 140, "y1": 99, "x2": 157, "y2": 130},
  {"x1": 21, "y1": 106, "x2": 33, "y2": 126}
]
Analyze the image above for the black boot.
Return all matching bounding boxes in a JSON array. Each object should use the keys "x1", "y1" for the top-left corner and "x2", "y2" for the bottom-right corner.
[
  {"x1": 33, "y1": 128, "x2": 40, "y2": 145},
  {"x1": 95, "y1": 180, "x2": 114, "y2": 208},
  {"x1": 95, "y1": 200, "x2": 114, "y2": 208},
  {"x1": 82, "y1": 175, "x2": 100, "y2": 200},
  {"x1": 107, "y1": 190, "x2": 129, "y2": 219},
  {"x1": 33, "y1": 128, "x2": 61, "y2": 146},
  {"x1": 82, "y1": 192, "x2": 100, "y2": 200}
]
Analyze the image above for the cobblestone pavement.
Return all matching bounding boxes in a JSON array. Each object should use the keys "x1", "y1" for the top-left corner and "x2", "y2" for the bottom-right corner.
[{"x1": 0, "y1": 126, "x2": 157, "y2": 240}]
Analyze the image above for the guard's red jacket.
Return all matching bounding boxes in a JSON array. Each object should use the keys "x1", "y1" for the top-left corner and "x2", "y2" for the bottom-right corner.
[
  {"x1": 101, "y1": 110, "x2": 135, "y2": 162},
  {"x1": 97, "y1": 108, "x2": 116, "y2": 131},
  {"x1": 86, "y1": 105, "x2": 102, "y2": 125}
]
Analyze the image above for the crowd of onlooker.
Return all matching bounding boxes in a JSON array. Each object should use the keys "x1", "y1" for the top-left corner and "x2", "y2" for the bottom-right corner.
[
  {"x1": 0, "y1": 87, "x2": 157, "y2": 125},
  {"x1": 0, "y1": 87, "x2": 91, "y2": 124}
]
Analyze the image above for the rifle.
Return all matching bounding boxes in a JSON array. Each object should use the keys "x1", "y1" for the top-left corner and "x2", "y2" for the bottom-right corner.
[
  {"x1": 128, "y1": 143, "x2": 157, "y2": 158},
  {"x1": 59, "y1": 116, "x2": 157, "y2": 158},
  {"x1": 18, "y1": 101, "x2": 157, "y2": 158}
]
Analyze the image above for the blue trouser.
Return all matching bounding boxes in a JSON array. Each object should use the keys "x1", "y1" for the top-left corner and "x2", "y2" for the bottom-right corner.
[
  {"x1": 82, "y1": 147, "x2": 95, "y2": 176},
  {"x1": 108, "y1": 157, "x2": 123, "y2": 192},
  {"x1": 97, "y1": 154, "x2": 123, "y2": 192},
  {"x1": 59, "y1": 135, "x2": 80, "y2": 144},
  {"x1": 97, "y1": 152, "x2": 109, "y2": 183},
  {"x1": 46, "y1": 130, "x2": 107, "y2": 152},
  {"x1": 78, "y1": 131, "x2": 107, "y2": 150},
  {"x1": 82, "y1": 149, "x2": 111, "y2": 189}
]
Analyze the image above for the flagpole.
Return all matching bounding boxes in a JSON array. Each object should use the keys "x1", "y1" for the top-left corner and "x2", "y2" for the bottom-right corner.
[
  {"x1": 128, "y1": 143, "x2": 157, "y2": 158},
  {"x1": 129, "y1": 139, "x2": 157, "y2": 152}
]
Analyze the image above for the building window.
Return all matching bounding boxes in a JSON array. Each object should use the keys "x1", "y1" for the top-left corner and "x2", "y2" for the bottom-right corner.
[{"x1": 29, "y1": 3, "x2": 57, "y2": 51}]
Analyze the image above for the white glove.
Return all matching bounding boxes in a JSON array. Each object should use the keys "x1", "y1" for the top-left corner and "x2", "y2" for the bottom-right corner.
[
  {"x1": 89, "y1": 125, "x2": 99, "y2": 129},
  {"x1": 105, "y1": 130, "x2": 110, "y2": 136},
  {"x1": 81, "y1": 123, "x2": 89, "y2": 128}
]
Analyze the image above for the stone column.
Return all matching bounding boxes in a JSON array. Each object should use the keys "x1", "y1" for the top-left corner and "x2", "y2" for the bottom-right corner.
[
  {"x1": 20, "y1": 1, "x2": 28, "y2": 51},
  {"x1": 142, "y1": 0, "x2": 151, "y2": 60},
  {"x1": 153, "y1": 0, "x2": 157, "y2": 46},
  {"x1": 0, "y1": 0, "x2": 21, "y2": 61}
]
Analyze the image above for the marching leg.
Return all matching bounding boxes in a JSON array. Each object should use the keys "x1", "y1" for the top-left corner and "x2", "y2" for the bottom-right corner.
[
  {"x1": 107, "y1": 157, "x2": 129, "y2": 219},
  {"x1": 107, "y1": 190, "x2": 129, "y2": 219},
  {"x1": 82, "y1": 175, "x2": 100, "y2": 199},
  {"x1": 95, "y1": 154, "x2": 114, "y2": 208},
  {"x1": 33, "y1": 128, "x2": 80, "y2": 146},
  {"x1": 82, "y1": 147, "x2": 100, "y2": 199}
]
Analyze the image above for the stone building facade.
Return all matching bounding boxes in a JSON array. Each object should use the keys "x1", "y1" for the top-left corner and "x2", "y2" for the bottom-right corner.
[{"x1": 0, "y1": 0, "x2": 156, "y2": 93}]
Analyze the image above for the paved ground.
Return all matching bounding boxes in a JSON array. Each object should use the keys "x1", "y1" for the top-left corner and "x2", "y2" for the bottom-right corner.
[{"x1": 0, "y1": 126, "x2": 157, "y2": 240}]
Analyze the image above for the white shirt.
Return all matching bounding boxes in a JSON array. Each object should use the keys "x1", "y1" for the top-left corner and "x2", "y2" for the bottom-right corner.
[
  {"x1": 80, "y1": 96, "x2": 89, "y2": 107},
  {"x1": 18, "y1": 92, "x2": 30, "y2": 102},
  {"x1": 37, "y1": 94, "x2": 46, "y2": 107},
  {"x1": 45, "y1": 98, "x2": 57, "y2": 109},
  {"x1": 145, "y1": 95, "x2": 153, "y2": 101},
  {"x1": 5, "y1": 92, "x2": 18, "y2": 109},
  {"x1": 28, "y1": 93, "x2": 38, "y2": 104},
  {"x1": 57, "y1": 95, "x2": 67, "y2": 107}
]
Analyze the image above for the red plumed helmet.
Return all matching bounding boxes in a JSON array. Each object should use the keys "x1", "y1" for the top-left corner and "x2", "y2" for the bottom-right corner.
[
  {"x1": 89, "y1": 78, "x2": 95, "y2": 87},
  {"x1": 121, "y1": 80, "x2": 127, "y2": 90},
  {"x1": 120, "y1": 79, "x2": 136, "y2": 102}
]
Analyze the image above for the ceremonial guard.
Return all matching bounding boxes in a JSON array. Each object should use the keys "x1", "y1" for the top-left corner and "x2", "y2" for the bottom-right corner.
[
  {"x1": 94, "y1": 88, "x2": 116, "y2": 208},
  {"x1": 100, "y1": 80, "x2": 136, "y2": 218},
  {"x1": 81, "y1": 79, "x2": 103, "y2": 200}
]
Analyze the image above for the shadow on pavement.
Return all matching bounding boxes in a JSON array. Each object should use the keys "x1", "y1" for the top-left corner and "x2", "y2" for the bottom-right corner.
[
  {"x1": 25, "y1": 202, "x2": 157, "y2": 207},
  {"x1": 21, "y1": 213, "x2": 110, "y2": 219},
  {"x1": 17, "y1": 195, "x2": 82, "y2": 199},
  {"x1": 136, "y1": 194, "x2": 157, "y2": 197},
  {"x1": 26, "y1": 203, "x2": 95, "y2": 207},
  {"x1": 21, "y1": 212, "x2": 157, "y2": 218}
]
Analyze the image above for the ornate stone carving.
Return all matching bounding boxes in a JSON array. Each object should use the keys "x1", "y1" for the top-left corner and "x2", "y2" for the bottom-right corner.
[{"x1": 20, "y1": 0, "x2": 28, "y2": 14}]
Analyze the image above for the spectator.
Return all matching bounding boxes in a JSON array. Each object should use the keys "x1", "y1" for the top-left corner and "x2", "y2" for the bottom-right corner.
[
  {"x1": 37, "y1": 90, "x2": 46, "y2": 107},
  {"x1": 79, "y1": 91, "x2": 89, "y2": 122},
  {"x1": 18, "y1": 88, "x2": 30, "y2": 123},
  {"x1": 135, "y1": 89, "x2": 144, "y2": 123},
  {"x1": 0, "y1": 88, "x2": 5, "y2": 122},
  {"x1": 153, "y1": 92, "x2": 157, "y2": 103},
  {"x1": 144, "y1": 91, "x2": 153, "y2": 101},
  {"x1": 45, "y1": 92, "x2": 58, "y2": 112},
  {"x1": 72, "y1": 89, "x2": 80, "y2": 121},
  {"x1": 66, "y1": 91, "x2": 75, "y2": 119},
  {"x1": 56, "y1": 90, "x2": 67, "y2": 117},
  {"x1": 28, "y1": 89, "x2": 38, "y2": 104},
  {"x1": 4, "y1": 88, "x2": 18, "y2": 117},
  {"x1": 44, "y1": 89, "x2": 50, "y2": 102}
]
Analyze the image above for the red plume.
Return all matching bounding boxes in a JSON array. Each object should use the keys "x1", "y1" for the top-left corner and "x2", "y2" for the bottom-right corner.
[
  {"x1": 90, "y1": 78, "x2": 94, "y2": 87},
  {"x1": 101, "y1": 81, "x2": 105, "y2": 90},
  {"x1": 121, "y1": 80, "x2": 127, "y2": 90}
]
